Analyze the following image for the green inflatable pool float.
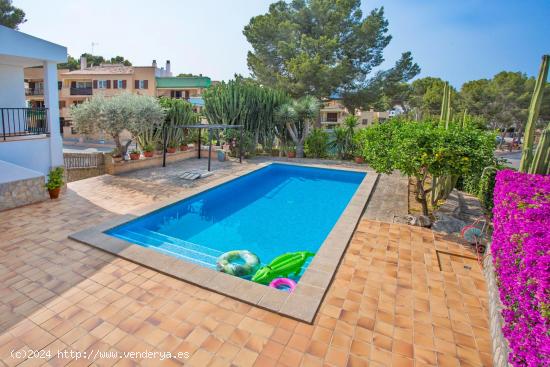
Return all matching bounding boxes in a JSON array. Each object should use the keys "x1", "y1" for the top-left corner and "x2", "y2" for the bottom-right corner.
[
  {"x1": 252, "y1": 251, "x2": 315, "y2": 284},
  {"x1": 217, "y1": 250, "x2": 261, "y2": 277}
]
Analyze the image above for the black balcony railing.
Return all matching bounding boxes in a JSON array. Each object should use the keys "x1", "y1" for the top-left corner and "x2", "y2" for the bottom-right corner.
[
  {"x1": 1, "y1": 108, "x2": 49, "y2": 140},
  {"x1": 25, "y1": 88, "x2": 44, "y2": 96},
  {"x1": 70, "y1": 87, "x2": 93, "y2": 95}
]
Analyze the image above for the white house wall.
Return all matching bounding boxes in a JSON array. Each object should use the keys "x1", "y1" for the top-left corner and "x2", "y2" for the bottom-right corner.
[
  {"x1": 0, "y1": 138, "x2": 52, "y2": 175},
  {"x1": 0, "y1": 64, "x2": 25, "y2": 107}
]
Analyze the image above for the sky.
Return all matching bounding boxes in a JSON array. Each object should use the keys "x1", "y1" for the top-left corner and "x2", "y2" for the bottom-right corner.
[{"x1": 15, "y1": 0, "x2": 550, "y2": 88}]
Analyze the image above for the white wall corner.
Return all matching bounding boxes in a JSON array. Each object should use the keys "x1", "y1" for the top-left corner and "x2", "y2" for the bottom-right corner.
[{"x1": 43, "y1": 61, "x2": 63, "y2": 168}]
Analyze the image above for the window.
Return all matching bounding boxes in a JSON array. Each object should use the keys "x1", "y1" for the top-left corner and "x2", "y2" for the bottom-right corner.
[
  {"x1": 362, "y1": 119, "x2": 368, "y2": 125},
  {"x1": 326, "y1": 112, "x2": 338, "y2": 122},
  {"x1": 116, "y1": 80, "x2": 123, "y2": 89},
  {"x1": 97, "y1": 80, "x2": 108, "y2": 89},
  {"x1": 75, "y1": 81, "x2": 91, "y2": 89},
  {"x1": 135, "y1": 80, "x2": 148, "y2": 89}
]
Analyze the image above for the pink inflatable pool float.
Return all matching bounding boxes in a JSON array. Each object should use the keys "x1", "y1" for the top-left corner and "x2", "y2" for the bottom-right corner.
[{"x1": 269, "y1": 278, "x2": 296, "y2": 292}]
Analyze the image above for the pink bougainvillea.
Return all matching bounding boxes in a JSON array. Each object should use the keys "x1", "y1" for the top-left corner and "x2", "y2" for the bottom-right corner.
[{"x1": 492, "y1": 170, "x2": 550, "y2": 366}]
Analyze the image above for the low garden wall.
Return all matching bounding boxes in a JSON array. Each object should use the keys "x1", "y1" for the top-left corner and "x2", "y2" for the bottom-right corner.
[
  {"x1": 64, "y1": 153, "x2": 105, "y2": 183},
  {"x1": 104, "y1": 148, "x2": 218, "y2": 175},
  {"x1": 483, "y1": 249, "x2": 512, "y2": 367},
  {"x1": 490, "y1": 170, "x2": 549, "y2": 367}
]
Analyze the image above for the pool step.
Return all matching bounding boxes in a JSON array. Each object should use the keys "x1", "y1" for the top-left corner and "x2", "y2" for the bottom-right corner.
[{"x1": 113, "y1": 228, "x2": 221, "y2": 269}]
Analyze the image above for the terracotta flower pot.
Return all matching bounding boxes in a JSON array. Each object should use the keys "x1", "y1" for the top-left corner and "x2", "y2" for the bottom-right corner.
[
  {"x1": 180, "y1": 144, "x2": 189, "y2": 151},
  {"x1": 143, "y1": 151, "x2": 154, "y2": 158},
  {"x1": 48, "y1": 187, "x2": 61, "y2": 199},
  {"x1": 287, "y1": 151, "x2": 296, "y2": 158},
  {"x1": 167, "y1": 147, "x2": 177, "y2": 153},
  {"x1": 129, "y1": 153, "x2": 140, "y2": 160},
  {"x1": 354, "y1": 156, "x2": 364, "y2": 164}
]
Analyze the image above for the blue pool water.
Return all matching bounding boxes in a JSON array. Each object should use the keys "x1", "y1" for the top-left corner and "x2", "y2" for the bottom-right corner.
[{"x1": 107, "y1": 164, "x2": 365, "y2": 276}]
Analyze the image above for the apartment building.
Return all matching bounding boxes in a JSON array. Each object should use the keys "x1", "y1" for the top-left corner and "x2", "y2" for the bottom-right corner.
[
  {"x1": 24, "y1": 58, "x2": 212, "y2": 137},
  {"x1": 320, "y1": 95, "x2": 390, "y2": 129}
]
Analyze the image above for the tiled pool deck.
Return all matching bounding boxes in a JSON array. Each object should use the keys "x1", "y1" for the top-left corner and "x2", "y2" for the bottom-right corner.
[
  {"x1": 0, "y1": 159, "x2": 491, "y2": 366},
  {"x1": 69, "y1": 162, "x2": 378, "y2": 323}
]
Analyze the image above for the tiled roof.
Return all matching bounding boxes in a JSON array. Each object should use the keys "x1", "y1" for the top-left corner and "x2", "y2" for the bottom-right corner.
[
  {"x1": 156, "y1": 76, "x2": 211, "y2": 88},
  {"x1": 63, "y1": 64, "x2": 134, "y2": 75}
]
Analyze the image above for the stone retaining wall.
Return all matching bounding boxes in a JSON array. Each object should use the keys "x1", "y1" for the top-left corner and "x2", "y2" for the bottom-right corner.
[
  {"x1": 0, "y1": 176, "x2": 49, "y2": 211},
  {"x1": 483, "y1": 249, "x2": 512, "y2": 367}
]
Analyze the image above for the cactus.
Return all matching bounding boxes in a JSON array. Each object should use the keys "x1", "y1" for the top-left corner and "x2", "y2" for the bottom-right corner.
[
  {"x1": 158, "y1": 98, "x2": 198, "y2": 147},
  {"x1": 439, "y1": 82, "x2": 448, "y2": 125},
  {"x1": 433, "y1": 81, "x2": 457, "y2": 203},
  {"x1": 529, "y1": 125, "x2": 550, "y2": 174},
  {"x1": 203, "y1": 80, "x2": 289, "y2": 149},
  {"x1": 520, "y1": 55, "x2": 549, "y2": 172}
]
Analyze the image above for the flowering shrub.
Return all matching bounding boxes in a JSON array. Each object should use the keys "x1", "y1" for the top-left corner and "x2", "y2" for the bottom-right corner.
[{"x1": 492, "y1": 170, "x2": 550, "y2": 366}]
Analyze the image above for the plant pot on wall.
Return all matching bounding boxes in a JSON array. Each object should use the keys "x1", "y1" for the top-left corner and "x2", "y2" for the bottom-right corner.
[
  {"x1": 287, "y1": 151, "x2": 296, "y2": 158},
  {"x1": 354, "y1": 156, "x2": 364, "y2": 164},
  {"x1": 180, "y1": 144, "x2": 189, "y2": 151},
  {"x1": 129, "y1": 153, "x2": 141, "y2": 160},
  {"x1": 143, "y1": 151, "x2": 154, "y2": 158},
  {"x1": 167, "y1": 147, "x2": 177, "y2": 153}
]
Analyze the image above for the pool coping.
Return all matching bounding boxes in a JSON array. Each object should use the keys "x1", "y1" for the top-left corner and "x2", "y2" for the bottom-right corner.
[{"x1": 69, "y1": 162, "x2": 378, "y2": 323}]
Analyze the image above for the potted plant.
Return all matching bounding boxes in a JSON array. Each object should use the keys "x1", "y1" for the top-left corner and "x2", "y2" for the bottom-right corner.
[
  {"x1": 129, "y1": 149, "x2": 141, "y2": 160},
  {"x1": 167, "y1": 144, "x2": 177, "y2": 153},
  {"x1": 45, "y1": 167, "x2": 64, "y2": 199},
  {"x1": 143, "y1": 144, "x2": 154, "y2": 158},
  {"x1": 286, "y1": 146, "x2": 296, "y2": 158},
  {"x1": 354, "y1": 156, "x2": 364, "y2": 164},
  {"x1": 179, "y1": 136, "x2": 189, "y2": 151}
]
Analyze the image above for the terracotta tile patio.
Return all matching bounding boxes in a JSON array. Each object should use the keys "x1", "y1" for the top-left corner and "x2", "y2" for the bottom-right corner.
[{"x1": 0, "y1": 161, "x2": 491, "y2": 366}]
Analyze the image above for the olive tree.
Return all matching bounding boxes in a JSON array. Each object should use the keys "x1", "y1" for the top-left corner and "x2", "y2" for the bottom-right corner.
[{"x1": 71, "y1": 93, "x2": 164, "y2": 157}]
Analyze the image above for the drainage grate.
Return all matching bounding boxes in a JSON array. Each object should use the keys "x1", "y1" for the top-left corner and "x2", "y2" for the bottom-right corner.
[{"x1": 436, "y1": 250, "x2": 478, "y2": 272}]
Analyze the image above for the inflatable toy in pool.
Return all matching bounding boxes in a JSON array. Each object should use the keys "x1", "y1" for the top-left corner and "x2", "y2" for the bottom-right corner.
[
  {"x1": 252, "y1": 251, "x2": 314, "y2": 284},
  {"x1": 269, "y1": 277, "x2": 296, "y2": 292},
  {"x1": 216, "y1": 250, "x2": 260, "y2": 277}
]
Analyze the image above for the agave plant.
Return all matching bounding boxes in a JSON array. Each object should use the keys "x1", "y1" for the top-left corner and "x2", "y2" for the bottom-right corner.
[{"x1": 329, "y1": 115, "x2": 358, "y2": 159}]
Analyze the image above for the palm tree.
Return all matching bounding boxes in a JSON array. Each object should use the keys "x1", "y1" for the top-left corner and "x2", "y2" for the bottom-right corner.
[{"x1": 276, "y1": 96, "x2": 320, "y2": 158}]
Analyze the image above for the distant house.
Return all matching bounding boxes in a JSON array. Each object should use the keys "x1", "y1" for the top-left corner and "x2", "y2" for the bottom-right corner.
[
  {"x1": 319, "y1": 94, "x2": 390, "y2": 129},
  {"x1": 155, "y1": 75, "x2": 211, "y2": 113},
  {"x1": 0, "y1": 25, "x2": 67, "y2": 210}
]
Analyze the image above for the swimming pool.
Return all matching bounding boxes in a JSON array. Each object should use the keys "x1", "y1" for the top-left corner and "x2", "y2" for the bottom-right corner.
[{"x1": 106, "y1": 163, "x2": 365, "y2": 282}]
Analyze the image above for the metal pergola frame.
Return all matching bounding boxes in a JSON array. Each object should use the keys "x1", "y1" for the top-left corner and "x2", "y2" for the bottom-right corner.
[{"x1": 162, "y1": 124, "x2": 244, "y2": 171}]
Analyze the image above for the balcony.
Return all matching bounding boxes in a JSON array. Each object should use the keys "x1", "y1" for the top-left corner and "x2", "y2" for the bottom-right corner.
[
  {"x1": 25, "y1": 88, "x2": 43, "y2": 96},
  {"x1": 1, "y1": 107, "x2": 49, "y2": 140},
  {"x1": 70, "y1": 87, "x2": 93, "y2": 96}
]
